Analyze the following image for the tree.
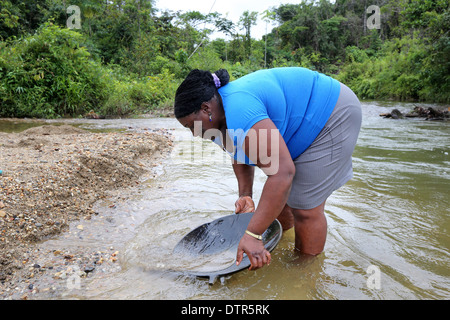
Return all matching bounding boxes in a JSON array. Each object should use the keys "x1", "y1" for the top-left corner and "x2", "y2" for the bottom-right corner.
[
  {"x1": 0, "y1": 0, "x2": 51, "y2": 39},
  {"x1": 239, "y1": 11, "x2": 258, "y2": 59},
  {"x1": 214, "y1": 15, "x2": 235, "y2": 37},
  {"x1": 261, "y1": 9, "x2": 276, "y2": 68}
]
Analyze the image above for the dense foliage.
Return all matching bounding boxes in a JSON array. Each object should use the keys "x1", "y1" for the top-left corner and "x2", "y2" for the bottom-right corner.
[{"x1": 0, "y1": 0, "x2": 448, "y2": 118}]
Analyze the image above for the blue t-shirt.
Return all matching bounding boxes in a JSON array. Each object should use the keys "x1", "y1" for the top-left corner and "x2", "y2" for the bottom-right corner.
[{"x1": 215, "y1": 67, "x2": 341, "y2": 165}]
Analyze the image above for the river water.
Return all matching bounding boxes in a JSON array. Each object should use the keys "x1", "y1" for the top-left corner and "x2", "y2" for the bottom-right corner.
[{"x1": 3, "y1": 101, "x2": 449, "y2": 299}]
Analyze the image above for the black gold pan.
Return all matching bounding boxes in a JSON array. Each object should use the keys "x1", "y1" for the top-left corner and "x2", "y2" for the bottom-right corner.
[{"x1": 173, "y1": 212, "x2": 282, "y2": 284}]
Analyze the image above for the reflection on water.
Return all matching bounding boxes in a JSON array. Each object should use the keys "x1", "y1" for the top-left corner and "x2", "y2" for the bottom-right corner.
[
  {"x1": 0, "y1": 119, "x2": 51, "y2": 133},
  {"x1": 5, "y1": 101, "x2": 448, "y2": 299}
]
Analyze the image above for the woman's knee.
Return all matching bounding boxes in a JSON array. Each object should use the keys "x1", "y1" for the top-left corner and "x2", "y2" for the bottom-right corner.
[
  {"x1": 291, "y1": 202, "x2": 328, "y2": 255},
  {"x1": 292, "y1": 202, "x2": 326, "y2": 222}
]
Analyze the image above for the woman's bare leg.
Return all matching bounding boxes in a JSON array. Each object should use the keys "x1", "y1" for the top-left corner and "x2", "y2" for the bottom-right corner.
[
  {"x1": 292, "y1": 201, "x2": 327, "y2": 256},
  {"x1": 277, "y1": 204, "x2": 294, "y2": 231}
]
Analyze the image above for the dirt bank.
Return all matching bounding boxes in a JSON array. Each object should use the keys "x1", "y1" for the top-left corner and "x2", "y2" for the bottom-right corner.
[{"x1": 0, "y1": 124, "x2": 173, "y2": 299}]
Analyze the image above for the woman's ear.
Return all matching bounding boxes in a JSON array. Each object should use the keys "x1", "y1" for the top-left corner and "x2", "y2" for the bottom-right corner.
[{"x1": 200, "y1": 101, "x2": 211, "y2": 115}]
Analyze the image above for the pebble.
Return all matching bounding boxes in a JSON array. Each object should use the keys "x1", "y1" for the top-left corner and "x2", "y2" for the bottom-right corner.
[{"x1": 84, "y1": 265, "x2": 95, "y2": 273}]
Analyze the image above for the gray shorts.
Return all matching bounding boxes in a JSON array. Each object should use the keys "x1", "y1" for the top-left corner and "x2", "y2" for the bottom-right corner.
[{"x1": 287, "y1": 83, "x2": 362, "y2": 210}]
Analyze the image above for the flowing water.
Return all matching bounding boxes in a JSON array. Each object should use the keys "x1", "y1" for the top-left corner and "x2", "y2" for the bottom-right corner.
[{"x1": 2, "y1": 101, "x2": 449, "y2": 299}]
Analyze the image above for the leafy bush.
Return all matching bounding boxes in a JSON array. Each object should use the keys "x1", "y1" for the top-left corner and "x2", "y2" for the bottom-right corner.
[
  {"x1": 345, "y1": 46, "x2": 369, "y2": 63},
  {"x1": 335, "y1": 35, "x2": 449, "y2": 102},
  {"x1": 0, "y1": 23, "x2": 109, "y2": 118},
  {"x1": 186, "y1": 45, "x2": 224, "y2": 75},
  {"x1": 100, "y1": 69, "x2": 180, "y2": 116},
  {"x1": 0, "y1": 24, "x2": 183, "y2": 118}
]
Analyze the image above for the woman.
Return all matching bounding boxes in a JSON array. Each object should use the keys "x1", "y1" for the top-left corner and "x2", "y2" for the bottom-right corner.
[{"x1": 174, "y1": 67, "x2": 362, "y2": 271}]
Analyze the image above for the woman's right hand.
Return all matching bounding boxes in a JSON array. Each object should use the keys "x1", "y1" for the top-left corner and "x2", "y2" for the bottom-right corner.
[{"x1": 235, "y1": 196, "x2": 255, "y2": 214}]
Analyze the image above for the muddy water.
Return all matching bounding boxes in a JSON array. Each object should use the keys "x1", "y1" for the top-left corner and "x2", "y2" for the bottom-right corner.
[{"x1": 4, "y1": 101, "x2": 450, "y2": 299}]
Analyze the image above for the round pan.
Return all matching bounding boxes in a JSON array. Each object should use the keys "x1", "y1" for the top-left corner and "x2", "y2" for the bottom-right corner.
[{"x1": 173, "y1": 212, "x2": 282, "y2": 284}]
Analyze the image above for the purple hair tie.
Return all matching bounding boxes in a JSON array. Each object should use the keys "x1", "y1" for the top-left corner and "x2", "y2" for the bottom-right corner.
[{"x1": 212, "y1": 73, "x2": 221, "y2": 89}]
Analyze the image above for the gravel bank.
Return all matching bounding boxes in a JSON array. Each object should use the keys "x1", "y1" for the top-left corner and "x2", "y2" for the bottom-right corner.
[{"x1": 0, "y1": 124, "x2": 173, "y2": 299}]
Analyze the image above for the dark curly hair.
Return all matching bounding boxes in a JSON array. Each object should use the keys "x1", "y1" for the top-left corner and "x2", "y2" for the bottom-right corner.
[{"x1": 174, "y1": 69, "x2": 230, "y2": 119}]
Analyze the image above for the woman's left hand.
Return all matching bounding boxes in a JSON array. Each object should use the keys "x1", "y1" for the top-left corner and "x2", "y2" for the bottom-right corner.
[
  {"x1": 236, "y1": 233, "x2": 271, "y2": 270},
  {"x1": 235, "y1": 196, "x2": 255, "y2": 214}
]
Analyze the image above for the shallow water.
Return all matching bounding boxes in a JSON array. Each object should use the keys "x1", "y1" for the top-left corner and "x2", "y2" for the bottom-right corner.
[{"x1": 3, "y1": 101, "x2": 449, "y2": 299}]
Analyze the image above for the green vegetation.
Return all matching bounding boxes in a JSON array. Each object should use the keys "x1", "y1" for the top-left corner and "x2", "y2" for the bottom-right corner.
[{"x1": 0, "y1": 0, "x2": 448, "y2": 118}]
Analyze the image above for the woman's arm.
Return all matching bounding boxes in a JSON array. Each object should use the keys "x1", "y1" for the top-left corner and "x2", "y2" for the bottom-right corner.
[
  {"x1": 232, "y1": 163, "x2": 255, "y2": 213},
  {"x1": 232, "y1": 163, "x2": 254, "y2": 198},
  {"x1": 236, "y1": 118, "x2": 295, "y2": 270}
]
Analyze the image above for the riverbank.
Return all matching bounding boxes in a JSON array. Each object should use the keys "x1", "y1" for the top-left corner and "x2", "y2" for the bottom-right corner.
[{"x1": 0, "y1": 123, "x2": 173, "y2": 299}]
